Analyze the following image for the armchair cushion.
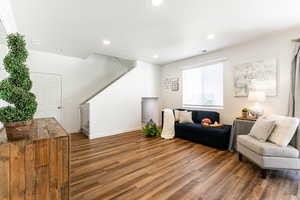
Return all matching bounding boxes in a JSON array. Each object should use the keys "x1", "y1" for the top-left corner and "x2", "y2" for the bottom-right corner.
[
  {"x1": 266, "y1": 115, "x2": 299, "y2": 147},
  {"x1": 238, "y1": 135, "x2": 299, "y2": 158},
  {"x1": 249, "y1": 119, "x2": 276, "y2": 142}
]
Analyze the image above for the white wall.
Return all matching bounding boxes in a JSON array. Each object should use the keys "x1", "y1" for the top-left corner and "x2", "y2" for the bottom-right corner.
[
  {"x1": 0, "y1": 0, "x2": 17, "y2": 33},
  {"x1": 0, "y1": 45, "x2": 129, "y2": 132},
  {"x1": 160, "y1": 28, "x2": 300, "y2": 125},
  {"x1": 89, "y1": 61, "x2": 160, "y2": 139}
]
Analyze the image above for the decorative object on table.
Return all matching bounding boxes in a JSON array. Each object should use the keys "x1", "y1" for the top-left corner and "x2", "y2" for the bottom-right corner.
[
  {"x1": 201, "y1": 118, "x2": 212, "y2": 127},
  {"x1": 4, "y1": 120, "x2": 34, "y2": 140},
  {"x1": 209, "y1": 122, "x2": 224, "y2": 128},
  {"x1": 142, "y1": 119, "x2": 161, "y2": 137},
  {"x1": 163, "y1": 77, "x2": 179, "y2": 91},
  {"x1": 247, "y1": 110, "x2": 257, "y2": 119},
  {"x1": 241, "y1": 107, "x2": 249, "y2": 118},
  {"x1": 233, "y1": 58, "x2": 277, "y2": 97},
  {"x1": 248, "y1": 90, "x2": 266, "y2": 118},
  {"x1": 161, "y1": 108, "x2": 175, "y2": 139},
  {"x1": 0, "y1": 33, "x2": 38, "y2": 140},
  {"x1": 202, "y1": 121, "x2": 224, "y2": 128},
  {"x1": 228, "y1": 119, "x2": 256, "y2": 152}
]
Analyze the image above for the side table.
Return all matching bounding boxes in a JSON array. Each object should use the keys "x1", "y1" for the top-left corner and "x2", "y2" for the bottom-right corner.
[{"x1": 229, "y1": 119, "x2": 256, "y2": 152}]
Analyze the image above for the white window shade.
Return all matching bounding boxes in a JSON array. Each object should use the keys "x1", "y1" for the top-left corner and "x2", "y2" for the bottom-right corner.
[{"x1": 182, "y1": 62, "x2": 224, "y2": 107}]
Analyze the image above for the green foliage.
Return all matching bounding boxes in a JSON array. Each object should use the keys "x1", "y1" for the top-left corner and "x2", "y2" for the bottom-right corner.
[
  {"x1": 142, "y1": 119, "x2": 161, "y2": 137},
  {"x1": 242, "y1": 107, "x2": 249, "y2": 112},
  {"x1": 0, "y1": 33, "x2": 37, "y2": 123}
]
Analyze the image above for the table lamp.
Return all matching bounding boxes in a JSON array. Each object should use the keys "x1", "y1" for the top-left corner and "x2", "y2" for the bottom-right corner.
[{"x1": 248, "y1": 91, "x2": 266, "y2": 118}]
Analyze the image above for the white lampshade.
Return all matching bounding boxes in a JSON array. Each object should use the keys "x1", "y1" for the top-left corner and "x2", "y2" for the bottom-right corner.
[{"x1": 248, "y1": 91, "x2": 266, "y2": 102}]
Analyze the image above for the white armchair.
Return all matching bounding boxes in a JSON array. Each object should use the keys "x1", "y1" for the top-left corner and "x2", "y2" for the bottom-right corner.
[{"x1": 237, "y1": 115, "x2": 300, "y2": 178}]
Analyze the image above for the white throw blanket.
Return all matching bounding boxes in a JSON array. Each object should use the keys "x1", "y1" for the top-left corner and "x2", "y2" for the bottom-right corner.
[{"x1": 161, "y1": 108, "x2": 175, "y2": 139}]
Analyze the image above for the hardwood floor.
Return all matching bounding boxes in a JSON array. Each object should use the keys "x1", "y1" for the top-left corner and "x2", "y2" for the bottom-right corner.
[{"x1": 71, "y1": 132, "x2": 300, "y2": 200}]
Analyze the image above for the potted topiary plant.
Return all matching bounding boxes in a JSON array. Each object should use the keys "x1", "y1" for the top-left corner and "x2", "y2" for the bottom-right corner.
[
  {"x1": 142, "y1": 119, "x2": 161, "y2": 137},
  {"x1": 241, "y1": 108, "x2": 249, "y2": 118},
  {"x1": 0, "y1": 33, "x2": 38, "y2": 140}
]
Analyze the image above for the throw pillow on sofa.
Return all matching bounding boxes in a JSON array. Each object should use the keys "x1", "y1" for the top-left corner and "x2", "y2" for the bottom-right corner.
[
  {"x1": 267, "y1": 115, "x2": 299, "y2": 147},
  {"x1": 179, "y1": 111, "x2": 193, "y2": 123},
  {"x1": 174, "y1": 110, "x2": 181, "y2": 121},
  {"x1": 249, "y1": 118, "x2": 276, "y2": 142}
]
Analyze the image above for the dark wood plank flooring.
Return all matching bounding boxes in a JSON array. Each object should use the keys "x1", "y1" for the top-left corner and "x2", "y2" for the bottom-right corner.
[{"x1": 71, "y1": 132, "x2": 300, "y2": 200}]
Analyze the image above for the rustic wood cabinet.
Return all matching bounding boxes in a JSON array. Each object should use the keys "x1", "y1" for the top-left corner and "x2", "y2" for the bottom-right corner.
[{"x1": 0, "y1": 118, "x2": 70, "y2": 200}]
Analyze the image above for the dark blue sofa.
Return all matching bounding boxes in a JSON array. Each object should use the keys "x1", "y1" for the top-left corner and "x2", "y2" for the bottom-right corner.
[{"x1": 163, "y1": 109, "x2": 231, "y2": 150}]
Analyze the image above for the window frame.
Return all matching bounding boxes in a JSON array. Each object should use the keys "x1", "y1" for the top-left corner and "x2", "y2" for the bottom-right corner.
[{"x1": 181, "y1": 61, "x2": 224, "y2": 109}]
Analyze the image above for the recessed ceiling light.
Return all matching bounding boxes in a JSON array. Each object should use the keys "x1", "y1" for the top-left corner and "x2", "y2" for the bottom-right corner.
[
  {"x1": 207, "y1": 34, "x2": 215, "y2": 39},
  {"x1": 103, "y1": 40, "x2": 111, "y2": 45},
  {"x1": 152, "y1": 0, "x2": 163, "y2": 6},
  {"x1": 153, "y1": 54, "x2": 159, "y2": 59}
]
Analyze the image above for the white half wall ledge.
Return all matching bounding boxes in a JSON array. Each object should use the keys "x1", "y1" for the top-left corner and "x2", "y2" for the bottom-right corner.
[{"x1": 0, "y1": 0, "x2": 17, "y2": 33}]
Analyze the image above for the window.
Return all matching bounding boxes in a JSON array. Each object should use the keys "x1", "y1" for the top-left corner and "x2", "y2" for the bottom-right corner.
[{"x1": 182, "y1": 62, "x2": 223, "y2": 108}]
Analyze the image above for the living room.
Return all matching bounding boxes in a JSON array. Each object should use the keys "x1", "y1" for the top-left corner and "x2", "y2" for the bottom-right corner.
[{"x1": 1, "y1": 0, "x2": 300, "y2": 199}]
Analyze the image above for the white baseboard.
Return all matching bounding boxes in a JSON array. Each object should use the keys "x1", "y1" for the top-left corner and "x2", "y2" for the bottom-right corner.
[{"x1": 89, "y1": 126, "x2": 141, "y2": 139}]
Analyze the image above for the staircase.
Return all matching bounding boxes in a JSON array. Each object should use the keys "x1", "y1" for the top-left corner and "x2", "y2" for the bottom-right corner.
[{"x1": 80, "y1": 57, "x2": 137, "y2": 137}]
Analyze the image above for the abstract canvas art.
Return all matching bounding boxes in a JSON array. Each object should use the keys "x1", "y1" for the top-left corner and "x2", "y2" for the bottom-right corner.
[{"x1": 234, "y1": 59, "x2": 277, "y2": 97}]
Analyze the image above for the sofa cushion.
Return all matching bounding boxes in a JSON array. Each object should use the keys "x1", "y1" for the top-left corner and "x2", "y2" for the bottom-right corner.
[{"x1": 238, "y1": 135, "x2": 299, "y2": 158}]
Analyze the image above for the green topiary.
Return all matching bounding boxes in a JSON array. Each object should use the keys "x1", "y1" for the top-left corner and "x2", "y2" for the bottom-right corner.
[
  {"x1": 142, "y1": 119, "x2": 161, "y2": 137},
  {"x1": 242, "y1": 108, "x2": 249, "y2": 112},
  {"x1": 0, "y1": 33, "x2": 37, "y2": 123}
]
